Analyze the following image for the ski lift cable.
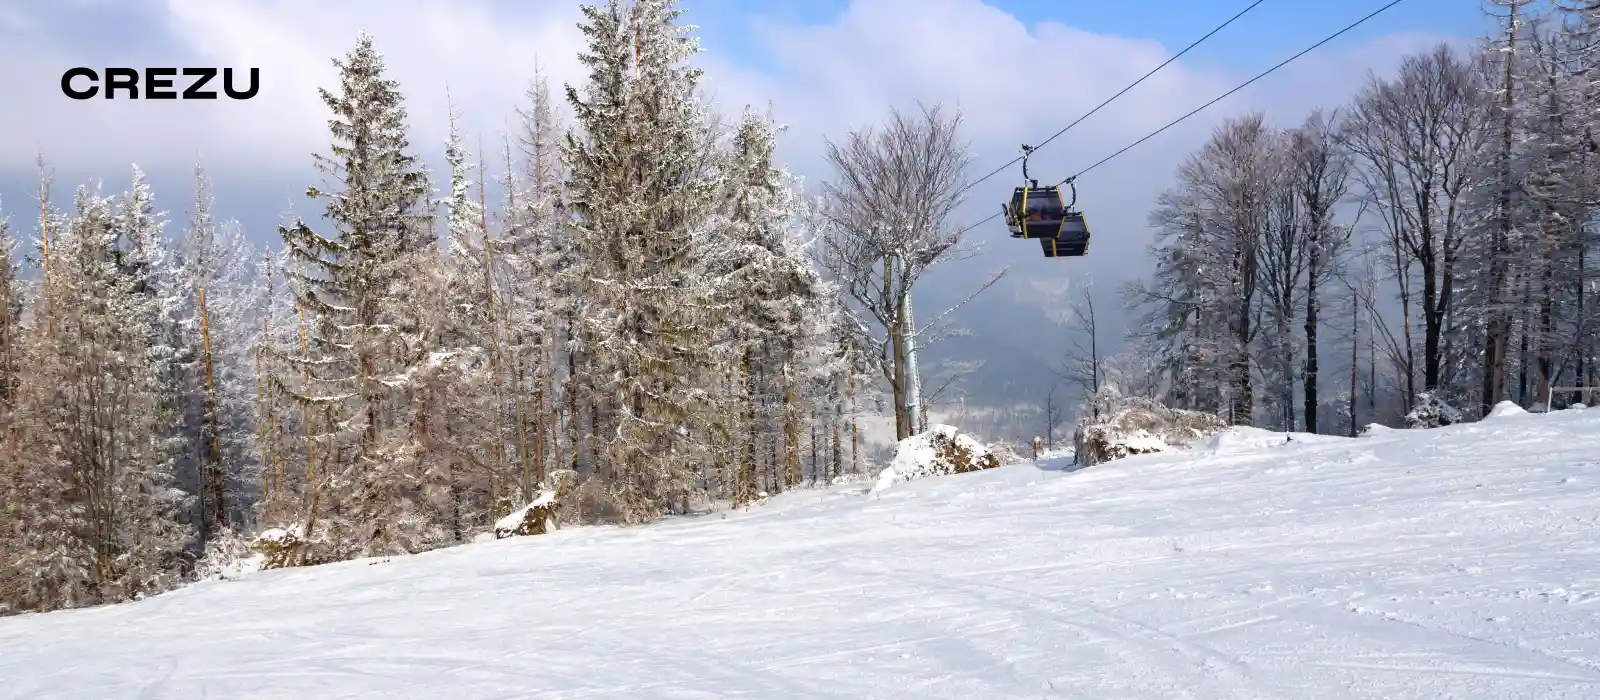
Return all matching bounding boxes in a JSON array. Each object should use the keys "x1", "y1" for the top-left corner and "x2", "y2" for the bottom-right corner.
[
  {"x1": 956, "y1": 0, "x2": 1270, "y2": 199},
  {"x1": 958, "y1": 0, "x2": 1407, "y2": 237}
]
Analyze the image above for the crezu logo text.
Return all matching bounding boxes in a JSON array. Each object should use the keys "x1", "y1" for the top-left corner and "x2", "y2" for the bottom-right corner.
[{"x1": 61, "y1": 68, "x2": 259, "y2": 100}]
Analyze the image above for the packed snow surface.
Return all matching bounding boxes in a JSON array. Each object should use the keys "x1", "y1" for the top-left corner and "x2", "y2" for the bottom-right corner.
[{"x1": 4, "y1": 408, "x2": 1600, "y2": 698}]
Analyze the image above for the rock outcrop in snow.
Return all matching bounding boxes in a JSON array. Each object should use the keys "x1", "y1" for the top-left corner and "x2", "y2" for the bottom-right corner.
[
  {"x1": 1072, "y1": 390, "x2": 1229, "y2": 467},
  {"x1": 872, "y1": 424, "x2": 1001, "y2": 492},
  {"x1": 494, "y1": 490, "x2": 561, "y2": 539}
]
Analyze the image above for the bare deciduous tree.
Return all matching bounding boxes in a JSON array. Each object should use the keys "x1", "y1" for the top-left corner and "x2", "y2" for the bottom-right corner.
[
  {"x1": 1342, "y1": 44, "x2": 1491, "y2": 407},
  {"x1": 817, "y1": 102, "x2": 1006, "y2": 440}
]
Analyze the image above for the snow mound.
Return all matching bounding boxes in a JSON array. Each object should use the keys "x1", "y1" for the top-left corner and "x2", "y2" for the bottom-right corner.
[
  {"x1": 1072, "y1": 392, "x2": 1229, "y2": 467},
  {"x1": 493, "y1": 489, "x2": 560, "y2": 539},
  {"x1": 1570, "y1": 403, "x2": 1588, "y2": 410},
  {"x1": 871, "y1": 424, "x2": 1000, "y2": 493},
  {"x1": 1486, "y1": 400, "x2": 1528, "y2": 419},
  {"x1": 1358, "y1": 423, "x2": 1394, "y2": 437}
]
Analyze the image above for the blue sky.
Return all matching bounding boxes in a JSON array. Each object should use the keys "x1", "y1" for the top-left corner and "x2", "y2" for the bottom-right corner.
[{"x1": 685, "y1": 0, "x2": 1492, "y2": 74}]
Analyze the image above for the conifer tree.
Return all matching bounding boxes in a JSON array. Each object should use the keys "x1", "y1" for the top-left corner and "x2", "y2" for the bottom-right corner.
[
  {"x1": 275, "y1": 32, "x2": 438, "y2": 558},
  {"x1": 1, "y1": 177, "x2": 191, "y2": 613},
  {"x1": 564, "y1": 0, "x2": 725, "y2": 521}
]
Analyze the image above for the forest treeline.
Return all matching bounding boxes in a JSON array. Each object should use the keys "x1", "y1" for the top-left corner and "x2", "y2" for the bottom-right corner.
[
  {"x1": 6, "y1": 0, "x2": 1581, "y2": 619},
  {"x1": 1076, "y1": 1, "x2": 1597, "y2": 436},
  {"x1": 0, "y1": 0, "x2": 989, "y2": 614}
]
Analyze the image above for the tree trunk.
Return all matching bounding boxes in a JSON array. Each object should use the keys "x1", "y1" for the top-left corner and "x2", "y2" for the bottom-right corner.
[
  {"x1": 1304, "y1": 245, "x2": 1320, "y2": 434},
  {"x1": 886, "y1": 253, "x2": 909, "y2": 440},
  {"x1": 830, "y1": 401, "x2": 842, "y2": 483},
  {"x1": 849, "y1": 384, "x2": 861, "y2": 475},
  {"x1": 1348, "y1": 290, "x2": 1359, "y2": 437},
  {"x1": 566, "y1": 312, "x2": 581, "y2": 475},
  {"x1": 1482, "y1": 5, "x2": 1518, "y2": 417},
  {"x1": 783, "y1": 372, "x2": 801, "y2": 489},
  {"x1": 1518, "y1": 272, "x2": 1532, "y2": 404},
  {"x1": 1536, "y1": 221, "x2": 1557, "y2": 410}
]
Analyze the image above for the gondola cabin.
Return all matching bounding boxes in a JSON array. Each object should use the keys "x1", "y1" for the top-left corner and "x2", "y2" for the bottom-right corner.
[
  {"x1": 1003, "y1": 180, "x2": 1069, "y2": 239},
  {"x1": 1002, "y1": 146, "x2": 1092, "y2": 258},
  {"x1": 1040, "y1": 234, "x2": 1088, "y2": 258}
]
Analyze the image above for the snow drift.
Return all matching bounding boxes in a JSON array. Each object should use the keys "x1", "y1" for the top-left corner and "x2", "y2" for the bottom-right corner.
[{"x1": 3, "y1": 409, "x2": 1600, "y2": 699}]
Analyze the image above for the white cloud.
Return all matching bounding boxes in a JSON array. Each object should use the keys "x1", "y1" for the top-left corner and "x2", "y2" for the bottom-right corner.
[
  {"x1": 0, "y1": 0, "x2": 1456, "y2": 287},
  {"x1": 0, "y1": 0, "x2": 591, "y2": 182}
]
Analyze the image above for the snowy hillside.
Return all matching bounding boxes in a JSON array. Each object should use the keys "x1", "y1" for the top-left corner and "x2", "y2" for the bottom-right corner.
[{"x1": 3, "y1": 407, "x2": 1599, "y2": 699}]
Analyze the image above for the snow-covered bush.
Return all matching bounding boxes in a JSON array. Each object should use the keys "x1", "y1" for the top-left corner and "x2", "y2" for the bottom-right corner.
[
  {"x1": 1404, "y1": 391, "x2": 1462, "y2": 429},
  {"x1": 254, "y1": 524, "x2": 328, "y2": 570},
  {"x1": 194, "y1": 528, "x2": 265, "y2": 580},
  {"x1": 1071, "y1": 388, "x2": 1228, "y2": 467},
  {"x1": 872, "y1": 424, "x2": 1001, "y2": 492},
  {"x1": 986, "y1": 440, "x2": 1029, "y2": 466},
  {"x1": 493, "y1": 490, "x2": 560, "y2": 539}
]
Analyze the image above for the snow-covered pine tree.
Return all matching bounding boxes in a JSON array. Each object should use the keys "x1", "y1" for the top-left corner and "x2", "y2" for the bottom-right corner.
[
  {"x1": 707, "y1": 106, "x2": 830, "y2": 499},
  {"x1": 276, "y1": 32, "x2": 441, "y2": 560},
  {"x1": 0, "y1": 201, "x2": 18, "y2": 422},
  {"x1": 1134, "y1": 165, "x2": 1236, "y2": 417},
  {"x1": 254, "y1": 245, "x2": 303, "y2": 526},
  {"x1": 563, "y1": 0, "x2": 725, "y2": 521},
  {"x1": 0, "y1": 201, "x2": 21, "y2": 612},
  {"x1": 115, "y1": 167, "x2": 196, "y2": 572},
  {"x1": 508, "y1": 69, "x2": 569, "y2": 501},
  {"x1": 0, "y1": 177, "x2": 192, "y2": 613},
  {"x1": 173, "y1": 163, "x2": 262, "y2": 543},
  {"x1": 424, "y1": 99, "x2": 503, "y2": 538}
]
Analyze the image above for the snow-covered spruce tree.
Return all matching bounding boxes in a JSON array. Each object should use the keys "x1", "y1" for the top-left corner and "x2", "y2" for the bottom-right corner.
[
  {"x1": 705, "y1": 106, "x2": 824, "y2": 502},
  {"x1": 0, "y1": 178, "x2": 192, "y2": 614},
  {"x1": 0, "y1": 201, "x2": 19, "y2": 424},
  {"x1": 274, "y1": 32, "x2": 442, "y2": 561},
  {"x1": 421, "y1": 100, "x2": 503, "y2": 539},
  {"x1": 117, "y1": 168, "x2": 205, "y2": 568},
  {"x1": 173, "y1": 163, "x2": 264, "y2": 546},
  {"x1": 507, "y1": 69, "x2": 571, "y2": 503},
  {"x1": 563, "y1": 0, "x2": 726, "y2": 522},
  {"x1": 0, "y1": 202, "x2": 22, "y2": 613},
  {"x1": 253, "y1": 245, "x2": 305, "y2": 527}
]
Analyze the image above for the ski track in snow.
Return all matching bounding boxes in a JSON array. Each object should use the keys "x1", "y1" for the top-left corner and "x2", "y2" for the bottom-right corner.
[{"x1": 3, "y1": 409, "x2": 1600, "y2": 698}]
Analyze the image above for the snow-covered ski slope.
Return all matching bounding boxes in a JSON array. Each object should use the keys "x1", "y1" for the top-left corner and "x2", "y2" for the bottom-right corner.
[{"x1": 4, "y1": 407, "x2": 1600, "y2": 699}]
